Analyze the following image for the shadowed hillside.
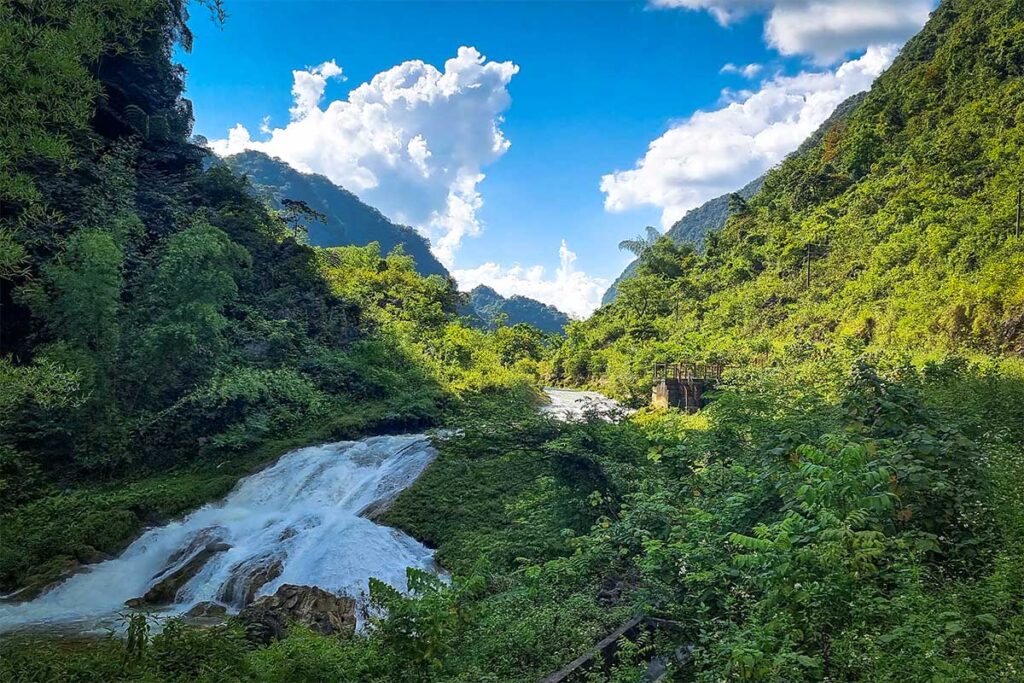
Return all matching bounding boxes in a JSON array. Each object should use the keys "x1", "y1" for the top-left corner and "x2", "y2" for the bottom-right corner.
[{"x1": 224, "y1": 151, "x2": 450, "y2": 277}]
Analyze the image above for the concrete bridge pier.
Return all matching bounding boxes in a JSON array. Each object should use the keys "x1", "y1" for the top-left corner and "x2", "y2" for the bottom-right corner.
[
  {"x1": 650, "y1": 363, "x2": 722, "y2": 413},
  {"x1": 652, "y1": 377, "x2": 706, "y2": 413}
]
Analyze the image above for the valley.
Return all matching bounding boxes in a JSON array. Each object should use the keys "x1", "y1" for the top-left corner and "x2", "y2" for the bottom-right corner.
[{"x1": 4, "y1": 0, "x2": 1024, "y2": 681}]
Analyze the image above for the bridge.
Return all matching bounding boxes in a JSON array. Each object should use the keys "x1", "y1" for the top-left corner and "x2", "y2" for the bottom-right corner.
[
  {"x1": 538, "y1": 615, "x2": 691, "y2": 682},
  {"x1": 651, "y1": 362, "x2": 724, "y2": 413}
]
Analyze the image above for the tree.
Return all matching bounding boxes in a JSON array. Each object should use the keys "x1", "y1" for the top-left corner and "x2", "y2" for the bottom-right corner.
[
  {"x1": 22, "y1": 229, "x2": 124, "y2": 370},
  {"x1": 278, "y1": 198, "x2": 325, "y2": 242},
  {"x1": 618, "y1": 225, "x2": 663, "y2": 259},
  {"x1": 728, "y1": 192, "x2": 750, "y2": 216},
  {"x1": 635, "y1": 236, "x2": 695, "y2": 280},
  {"x1": 127, "y1": 223, "x2": 250, "y2": 408}
]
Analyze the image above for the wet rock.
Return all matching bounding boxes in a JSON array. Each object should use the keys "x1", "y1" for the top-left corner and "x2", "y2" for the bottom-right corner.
[
  {"x1": 217, "y1": 555, "x2": 283, "y2": 606},
  {"x1": 75, "y1": 546, "x2": 113, "y2": 565},
  {"x1": 238, "y1": 584, "x2": 356, "y2": 644},
  {"x1": 2, "y1": 557, "x2": 84, "y2": 603},
  {"x1": 181, "y1": 601, "x2": 229, "y2": 626},
  {"x1": 126, "y1": 542, "x2": 231, "y2": 607},
  {"x1": 357, "y1": 498, "x2": 393, "y2": 522},
  {"x1": 184, "y1": 601, "x2": 228, "y2": 619},
  {"x1": 160, "y1": 526, "x2": 228, "y2": 574}
]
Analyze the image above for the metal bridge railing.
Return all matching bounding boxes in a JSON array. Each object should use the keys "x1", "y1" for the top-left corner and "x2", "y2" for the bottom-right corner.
[{"x1": 653, "y1": 362, "x2": 724, "y2": 382}]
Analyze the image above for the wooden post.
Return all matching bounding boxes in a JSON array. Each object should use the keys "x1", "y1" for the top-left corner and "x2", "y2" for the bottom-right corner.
[
  {"x1": 805, "y1": 243, "x2": 812, "y2": 289},
  {"x1": 1016, "y1": 188, "x2": 1021, "y2": 239}
]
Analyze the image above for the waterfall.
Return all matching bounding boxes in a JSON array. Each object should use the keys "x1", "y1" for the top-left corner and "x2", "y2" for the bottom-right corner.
[{"x1": 0, "y1": 434, "x2": 438, "y2": 633}]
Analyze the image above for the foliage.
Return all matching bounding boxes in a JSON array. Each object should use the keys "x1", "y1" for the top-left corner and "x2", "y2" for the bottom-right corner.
[
  {"x1": 0, "y1": 0, "x2": 545, "y2": 601},
  {"x1": 6, "y1": 1, "x2": 1024, "y2": 682},
  {"x1": 554, "y1": 0, "x2": 1024, "y2": 402}
]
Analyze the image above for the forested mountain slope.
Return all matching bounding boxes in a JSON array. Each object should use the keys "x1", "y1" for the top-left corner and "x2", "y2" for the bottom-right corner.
[
  {"x1": 554, "y1": 0, "x2": 1024, "y2": 398},
  {"x1": 223, "y1": 151, "x2": 450, "y2": 277},
  {"x1": 601, "y1": 92, "x2": 866, "y2": 306},
  {"x1": 9, "y1": 2, "x2": 1024, "y2": 682},
  {"x1": 601, "y1": 175, "x2": 764, "y2": 305},
  {"x1": 460, "y1": 284, "x2": 570, "y2": 334}
]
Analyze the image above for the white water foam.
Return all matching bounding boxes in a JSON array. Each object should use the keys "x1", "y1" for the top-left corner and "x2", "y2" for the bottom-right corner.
[
  {"x1": 541, "y1": 388, "x2": 624, "y2": 421},
  {"x1": 0, "y1": 434, "x2": 437, "y2": 633}
]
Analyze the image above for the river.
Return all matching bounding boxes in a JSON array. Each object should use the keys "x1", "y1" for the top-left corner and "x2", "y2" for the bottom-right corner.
[{"x1": 0, "y1": 389, "x2": 612, "y2": 634}]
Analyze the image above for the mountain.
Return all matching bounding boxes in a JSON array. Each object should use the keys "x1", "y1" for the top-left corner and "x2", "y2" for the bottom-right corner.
[
  {"x1": 223, "y1": 151, "x2": 449, "y2": 277},
  {"x1": 556, "y1": 0, "x2": 1024, "y2": 395},
  {"x1": 600, "y1": 92, "x2": 867, "y2": 306},
  {"x1": 601, "y1": 175, "x2": 765, "y2": 305},
  {"x1": 460, "y1": 285, "x2": 570, "y2": 334}
]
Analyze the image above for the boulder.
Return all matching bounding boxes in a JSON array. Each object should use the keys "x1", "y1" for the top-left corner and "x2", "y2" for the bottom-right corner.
[
  {"x1": 184, "y1": 601, "x2": 228, "y2": 619},
  {"x1": 76, "y1": 546, "x2": 113, "y2": 565},
  {"x1": 2, "y1": 557, "x2": 83, "y2": 603},
  {"x1": 125, "y1": 542, "x2": 231, "y2": 607},
  {"x1": 182, "y1": 601, "x2": 229, "y2": 625},
  {"x1": 217, "y1": 555, "x2": 283, "y2": 606},
  {"x1": 238, "y1": 584, "x2": 356, "y2": 644},
  {"x1": 161, "y1": 527, "x2": 228, "y2": 570}
]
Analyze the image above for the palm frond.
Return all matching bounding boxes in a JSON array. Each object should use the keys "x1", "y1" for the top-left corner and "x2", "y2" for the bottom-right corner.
[{"x1": 618, "y1": 238, "x2": 647, "y2": 256}]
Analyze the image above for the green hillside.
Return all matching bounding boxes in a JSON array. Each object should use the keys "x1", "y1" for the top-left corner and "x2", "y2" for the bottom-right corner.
[
  {"x1": 7, "y1": 1, "x2": 1024, "y2": 682},
  {"x1": 0, "y1": 0, "x2": 539, "y2": 599},
  {"x1": 601, "y1": 91, "x2": 872, "y2": 307},
  {"x1": 601, "y1": 175, "x2": 764, "y2": 305},
  {"x1": 460, "y1": 284, "x2": 570, "y2": 334},
  {"x1": 554, "y1": 0, "x2": 1024, "y2": 399},
  {"x1": 223, "y1": 151, "x2": 450, "y2": 277}
]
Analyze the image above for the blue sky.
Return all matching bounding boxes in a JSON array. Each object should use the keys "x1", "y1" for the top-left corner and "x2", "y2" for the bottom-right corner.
[{"x1": 181, "y1": 0, "x2": 935, "y2": 317}]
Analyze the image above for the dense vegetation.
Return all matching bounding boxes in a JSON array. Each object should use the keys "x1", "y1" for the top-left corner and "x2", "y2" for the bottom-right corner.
[
  {"x1": 0, "y1": 0, "x2": 544, "y2": 599},
  {"x1": 5, "y1": 0, "x2": 1024, "y2": 682},
  {"x1": 601, "y1": 175, "x2": 765, "y2": 306},
  {"x1": 601, "y1": 92, "x2": 867, "y2": 307},
  {"x1": 556, "y1": 0, "x2": 1024, "y2": 400},
  {"x1": 460, "y1": 284, "x2": 570, "y2": 335}
]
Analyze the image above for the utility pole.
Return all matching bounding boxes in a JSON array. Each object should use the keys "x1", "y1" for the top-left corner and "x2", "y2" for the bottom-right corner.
[
  {"x1": 1016, "y1": 188, "x2": 1021, "y2": 239},
  {"x1": 805, "y1": 243, "x2": 812, "y2": 290}
]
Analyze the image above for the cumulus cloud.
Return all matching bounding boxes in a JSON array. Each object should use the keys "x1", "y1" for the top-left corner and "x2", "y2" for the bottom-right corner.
[
  {"x1": 211, "y1": 48, "x2": 519, "y2": 266},
  {"x1": 452, "y1": 241, "x2": 609, "y2": 320},
  {"x1": 601, "y1": 45, "x2": 896, "y2": 227},
  {"x1": 652, "y1": 0, "x2": 933, "y2": 63},
  {"x1": 721, "y1": 62, "x2": 763, "y2": 78}
]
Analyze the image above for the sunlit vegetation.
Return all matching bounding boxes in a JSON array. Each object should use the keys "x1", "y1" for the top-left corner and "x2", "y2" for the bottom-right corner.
[{"x1": 5, "y1": 0, "x2": 1024, "y2": 681}]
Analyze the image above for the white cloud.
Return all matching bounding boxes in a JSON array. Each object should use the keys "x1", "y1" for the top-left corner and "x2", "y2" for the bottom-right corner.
[
  {"x1": 652, "y1": 0, "x2": 933, "y2": 63},
  {"x1": 452, "y1": 241, "x2": 609, "y2": 320},
  {"x1": 601, "y1": 45, "x2": 896, "y2": 227},
  {"x1": 211, "y1": 48, "x2": 519, "y2": 266},
  {"x1": 290, "y1": 59, "x2": 345, "y2": 119},
  {"x1": 721, "y1": 62, "x2": 763, "y2": 78}
]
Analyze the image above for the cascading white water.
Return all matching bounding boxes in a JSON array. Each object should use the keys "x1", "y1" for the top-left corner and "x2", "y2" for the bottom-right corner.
[
  {"x1": 0, "y1": 434, "x2": 438, "y2": 633},
  {"x1": 0, "y1": 390, "x2": 615, "y2": 635},
  {"x1": 542, "y1": 388, "x2": 624, "y2": 421}
]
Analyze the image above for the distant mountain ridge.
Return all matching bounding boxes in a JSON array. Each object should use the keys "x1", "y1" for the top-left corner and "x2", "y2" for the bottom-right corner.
[
  {"x1": 224, "y1": 151, "x2": 449, "y2": 277},
  {"x1": 224, "y1": 152, "x2": 569, "y2": 329},
  {"x1": 460, "y1": 285, "x2": 570, "y2": 334},
  {"x1": 600, "y1": 92, "x2": 868, "y2": 306}
]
